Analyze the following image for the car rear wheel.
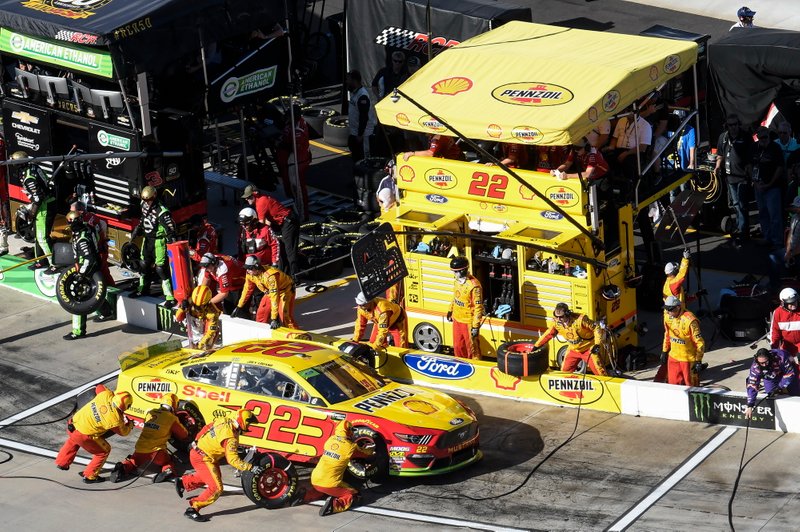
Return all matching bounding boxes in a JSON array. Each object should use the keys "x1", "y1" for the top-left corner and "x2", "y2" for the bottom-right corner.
[
  {"x1": 412, "y1": 322, "x2": 442, "y2": 353},
  {"x1": 556, "y1": 345, "x2": 586, "y2": 374},
  {"x1": 241, "y1": 452, "x2": 300, "y2": 509},
  {"x1": 346, "y1": 427, "x2": 389, "y2": 483}
]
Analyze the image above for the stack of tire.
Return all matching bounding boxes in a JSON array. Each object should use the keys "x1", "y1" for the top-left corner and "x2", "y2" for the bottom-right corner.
[
  {"x1": 718, "y1": 282, "x2": 771, "y2": 342},
  {"x1": 354, "y1": 157, "x2": 389, "y2": 216},
  {"x1": 496, "y1": 341, "x2": 549, "y2": 376},
  {"x1": 323, "y1": 116, "x2": 349, "y2": 147},
  {"x1": 298, "y1": 222, "x2": 345, "y2": 281},
  {"x1": 301, "y1": 107, "x2": 336, "y2": 139}
]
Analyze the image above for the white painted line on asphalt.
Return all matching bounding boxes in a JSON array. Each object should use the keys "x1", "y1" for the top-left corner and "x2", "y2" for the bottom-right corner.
[
  {"x1": 347, "y1": 504, "x2": 531, "y2": 532},
  {"x1": 0, "y1": 369, "x2": 121, "y2": 429},
  {"x1": 301, "y1": 308, "x2": 329, "y2": 315},
  {"x1": 606, "y1": 426, "x2": 738, "y2": 531}
]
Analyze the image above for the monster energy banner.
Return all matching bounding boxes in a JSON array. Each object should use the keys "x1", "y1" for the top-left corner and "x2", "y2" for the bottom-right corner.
[
  {"x1": 156, "y1": 302, "x2": 185, "y2": 335},
  {"x1": 689, "y1": 392, "x2": 775, "y2": 430}
]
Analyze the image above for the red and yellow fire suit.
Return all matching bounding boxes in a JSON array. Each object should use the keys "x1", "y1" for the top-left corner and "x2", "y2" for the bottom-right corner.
[
  {"x1": 354, "y1": 297, "x2": 407, "y2": 348},
  {"x1": 55, "y1": 384, "x2": 133, "y2": 480},
  {"x1": 662, "y1": 310, "x2": 705, "y2": 386},
  {"x1": 535, "y1": 314, "x2": 606, "y2": 376},
  {"x1": 306, "y1": 422, "x2": 374, "y2": 512},
  {"x1": 663, "y1": 256, "x2": 689, "y2": 306},
  {"x1": 237, "y1": 267, "x2": 297, "y2": 326},
  {"x1": 771, "y1": 305, "x2": 800, "y2": 356},
  {"x1": 448, "y1": 275, "x2": 484, "y2": 359},
  {"x1": 180, "y1": 418, "x2": 253, "y2": 511},
  {"x1": 176, "y1": 301, "x2": 222, "y2": 350},
  {"x1": 120, "y1": 407, "x2": 188, "y2": 475}
]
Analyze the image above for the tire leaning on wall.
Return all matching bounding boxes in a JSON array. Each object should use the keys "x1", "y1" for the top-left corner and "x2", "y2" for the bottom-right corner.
[
  {"x1": 56, "y1": 266, "x2": 107, "y2": 315},
  {"x1": 323, "y1": 116, "x2": 349, "y2": 147}
]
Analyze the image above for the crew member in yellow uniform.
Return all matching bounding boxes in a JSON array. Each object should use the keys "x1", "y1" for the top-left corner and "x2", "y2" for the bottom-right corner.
[
  {"x1": 307, "y1": 420, "x2": 375, "y2": 516},
  {"x1": 175, "y1": 285, "x2": 222, "y2": 350},
  {"x1": 663, "y1": 249, "x2": 691, "y2": 305},
  {"x1": 233, "y1": 255, "x2": 297, "y2": 328},
  {"x1": 446, "y1": 257, "x2": 483, "y2": 359},
  {"x1": 534, "y1": 302, "x2": 607, "y2": 376},
  {"x1": 662, "y1": 295, "x2": 705, "y2": 386},
  {"x1": 175, "y1": 409, "x2": 262, "y2": 522},
  {"x1": 110, "y1": 393, "x2": 189, "y2": 483},
  {"x1": 54, "y1": 385, "x2": 133, "y2": 483},
  {"x1": 353, "y1": 292, "x2": 407, "y2": 348}
]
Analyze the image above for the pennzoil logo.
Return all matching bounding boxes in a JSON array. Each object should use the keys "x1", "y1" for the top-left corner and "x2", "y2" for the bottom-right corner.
[
  {"x1": 603, "y1": 90, "x2": 620, "y2": 112},
  {"x1": 486, "y1": 124, "x2": 502, "y2": 138},
  {"x1": 131, "y1": 376, "x2": 175, "y2": 402},
  {"x1": 492, "y1": 82, "x2": 573, "y2": 107},
  {"x1": 418, "y1": 115, "x2": 447, "y2": 133},
  {"x1": 511, "y1": 126, "x2": 543, "y2": 144},
  {"x1": 22, "y1": 0, "x2": 112, "y2": 19},
  {"x1": 396, "y1": 113, "x2": 410, "y2": 126},
  {"x1": 424, "y1": 168, "x2": 456, "y2": 189},
  {"x1": 545, "y1": 186, "x2": 578, "y2": 207},
  {"x1": 540, "y1": 375, "x2": 604, "y2": 405},
  {"x1": 431, "y1": 77, "x2": 473, "y2": 96},
  {"x1": 664, "y1": 54, "x2": 680, "y2": 74}
]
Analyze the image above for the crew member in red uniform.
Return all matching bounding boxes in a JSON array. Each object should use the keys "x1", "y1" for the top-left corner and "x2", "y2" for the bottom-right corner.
[
  {"x1": 70, "y1": 201, "x2": 114, "y2": 288},
  {"x1": 771, "y1": 288, "x2": 800, "y2": 356},
  {"x1": 402, "y1": 134, "x2": 464, "y2": 161},
  {"x1": 534, "y1": 302, "x2": 607, "y2": 375},
  {"x1": 446, "y1": 257, "x2": 483, "y2": 359},
  {"x1": 353, "y1": 292, "x2": 407, "y2": 348},
  {"x1": 110, "y1": 392, "x2": 189, "y2": 483},
  {"x1": 175, "y1": 409, "x2": 262, "y2": 522},
  {"x1": 237, "y1": 207, "x2": 279, "y2": 267},
  {"x1": 557, "y1": 137, "x2": 610, "y2": 180},
  {"x1": 55, "y1": 386, "x2": 133, "y2": 483},
  {"x1": 187, "y1": 214, "x2": 218, "y2": 263},
  {"x1": 276, "y1": 105, "x2": 312, "y2": 221},
  {"x1": 241, "y1": 184, "x2": 300, "y2": 277},
  {"x1": 234, "y1": 255, "x2": 297, "y2": 327},
  {"x1": 662, "y1": 295, "x2": 705, "y2": 386},
  {"x1": 198, "y1": 252, "x2": 246, "y2": 308}
]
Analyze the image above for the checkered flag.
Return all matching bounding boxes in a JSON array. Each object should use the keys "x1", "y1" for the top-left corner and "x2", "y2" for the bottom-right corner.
[{"x1": 375, "y1": 26, "x2": 417, "y2": 48}]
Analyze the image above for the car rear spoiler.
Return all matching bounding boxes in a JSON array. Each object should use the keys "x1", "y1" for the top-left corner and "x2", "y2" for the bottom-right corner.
[{"x1": 118, "y1": 339, "x2": 184, "y2": 371}]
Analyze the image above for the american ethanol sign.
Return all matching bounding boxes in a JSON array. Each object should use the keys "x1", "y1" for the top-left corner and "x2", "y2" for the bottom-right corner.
[
  {"x1": 220, "y1": 66, "x2": 277, "y2": 103},
  {"x1": 0, "y1": 28, "x2": 113, "y2": 78}
]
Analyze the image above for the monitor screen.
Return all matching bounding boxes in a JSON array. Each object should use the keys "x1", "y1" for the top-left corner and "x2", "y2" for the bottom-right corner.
[
  {"x1": 14, "y1": 67, "x2": 39, "y2": 98},
  {"x1": 71, "y1": 80, "x2": 93, "y2": 114},
  {"x1": 90, "y1": 88, "x2": 124, "y2": 120},
  {"x1": 38, "y1": 74, "x2": 69, "y2": 104}
]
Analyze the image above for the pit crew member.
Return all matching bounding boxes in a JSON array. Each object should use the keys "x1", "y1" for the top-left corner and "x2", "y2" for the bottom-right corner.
[
  {"x1": 534, "y1": 302, "x2": 607, "y2": 376},
  {"x1": 661, "y1": 295, "x2": 705, "y2": 386},
  {"x1": 175, "y1": 285, "x2": 222, "y2": 350},
  {"x1": 771, "y1": 287, "x2": 800, "y2": 356},
  {"x1": 446, "y1": 257, "x2": 484, "y2": 359},
  {"x1": 15, "y1": 150, "x2": 56, "y2": 271},
  {"x1": 745, "y1": 348, "x2": 799, "y2": 419},
  {"x1": 233, "y1": 255, "x2": 297, "y2": 327},
  {"x1": 242, "y1": 184, "x2": 300, "y2": 276},
  {"x1": 198, "y1": 252, "x2": 246, "y2": 310},
  {"x1": 352, "y1": 292, "x2": 407, "y2": 348},
  {"x1": 237, "y1": 206, "x2": 280, "y2": 268}
]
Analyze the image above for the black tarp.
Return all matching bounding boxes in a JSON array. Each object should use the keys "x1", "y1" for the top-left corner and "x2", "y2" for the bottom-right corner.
[
  {"x1": 709, "y1": 28, "x2": 800, "y2": 128},
  {"x1": 346, "y1": 0, "x2": 530, "y2": 88},
  {"x1": 0, "y1": 0, "x2": 283, "y2": 76}
]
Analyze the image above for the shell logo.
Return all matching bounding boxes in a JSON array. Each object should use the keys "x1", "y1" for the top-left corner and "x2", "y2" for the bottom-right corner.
[
  {"x1": 539, "y1": 374, "x2": 605, "y2": 405},
  {"x1": 587, "y1": 107, "x2": 598, "y2": 123},
  {"x1": 399, "y1": 165, "x2": 416, "y2": 182},
  {"x1": 545, "y1": 186, "x2": 578, "y2": 207},
  {"x1": 602, "y1": 90, "x2": 620, "y2": 112},
  {"x1": 486, "y1": 124, "x2": 503, "y2": 138},
  {"x1": 492, "y1": 82, "x2": 573, "y2": 107},
  {"x1": 418, "y1": 115, "x2": 447, "y2": 133},
  {"x1": 519, "y1": 186, "x2": 535, "y2": 200},
  {"x1": 649, "y1": 65, "x2": 659, "y2": 81},
  {"x1": 490, "y1": 367, "x2": 521, "y2": 390},
  {"x1": 425, "y1": 168, "x2": 457, "y2": 189},
  {"x1": 664, "y1": 54, "x2": 681, "y2": 74},
  {"x1": 431, "y1": 76, "x2": 473, "y2": 96},
  {"x1": 396, "y1": 113, "x2": 410, "y2": 126},
  {"x1": 403, "y1": 399, "x2": 438, "y2": 414},
  {"x1": 511, "y1": 126, "x2": 543, "y2": 144}
]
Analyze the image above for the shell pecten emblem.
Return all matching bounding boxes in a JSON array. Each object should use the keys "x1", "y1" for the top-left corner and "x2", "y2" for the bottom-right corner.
[
  {"x1": 492, "y1": 82, "x2": 573, "y2": 107},
  {"x1": 431, "y1": 77, "x2": 473, "y2": 96},
  {"x1": 403, "y1": 399, "x2": 438, "y2": 414}
]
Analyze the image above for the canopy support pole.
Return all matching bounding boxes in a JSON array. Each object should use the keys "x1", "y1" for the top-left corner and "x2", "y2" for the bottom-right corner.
[
  {"x1": 117, "y1": 79, "x2": 137, "y2": 132},
  {"x1": 283, "y1": 0, "x2": 304, "y2": 220},
  {"x1": 239, "y1": 108, "x2": 249, "y2": 181},
  {"x1": 199, "y1": 29, "x2": 210, "y2": 115}
]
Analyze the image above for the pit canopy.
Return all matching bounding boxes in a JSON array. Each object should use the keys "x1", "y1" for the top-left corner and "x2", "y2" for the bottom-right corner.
[{"x1": 375, "y1": 21, "x2": 698, "y2": 146}]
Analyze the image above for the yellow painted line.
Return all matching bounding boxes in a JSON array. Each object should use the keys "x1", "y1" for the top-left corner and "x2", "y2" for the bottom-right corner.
[{"x1": 310, "y1": 139, "x2": 349, "y2": 155}]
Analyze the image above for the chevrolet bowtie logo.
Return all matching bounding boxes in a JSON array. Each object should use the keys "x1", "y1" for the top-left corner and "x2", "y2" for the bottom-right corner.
[{"x1": 11, "y1": 111, "x2": 39, "y2": 125}]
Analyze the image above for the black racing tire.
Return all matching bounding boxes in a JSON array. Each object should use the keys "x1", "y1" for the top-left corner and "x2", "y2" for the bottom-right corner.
[
  {"x1": 556, "y1": 345, "x2": 587, "y2": 374},
  {"x1": 15, "y1": 208, "x2": 35, "y2": 243},
  {"x1": 241, "y1": 452, "x2": 300, "y2": 509},
  {"x1": 56, "y1": 266, "x2": 107, "y2": 315},
  {"x1": 302, "y1": 245, "x2": 346, "y2": 280},
  {"x1": 325, "y1": 232, "x2": 362, "y2": 250},
  {"x1": 268, "y1": 95, "x2": 308, "y2": 113},
  {"x1": 412, "y1": 322, "x2": 442, "y2": 353},
  {"x1": 121, "y1": 242, "x2": 142, "y2": 272},
  {"x1": 354, "y1": 157, "x2": 389, "y2": 191},
  {"x1": 359, "y1": 220, "x2": 381, "y2": 235},
  {"x1": 302, "y1": 107, "x2": 336, "y2": 138},
  {"x1": 326, "y1": 209, "x2": 367, "y2": 232},
  {"x1": 496, "y1": 340, "x2": 549, "y2": 377},
  {"x1": 345, "y1": 427, "x2": 389, "y2": 483},
  {"x1": 51, "y1": 242, "x2": 74, "y2": 266},
  {"x1": 323, "y1": 116, "x2": 349, "y2": 147},
  {"x1": 299, "y1": 222, "x2": 342, "y2": 245},
  {"x1": 171, "y1": 401, "x2": 205, "y2": 452}
]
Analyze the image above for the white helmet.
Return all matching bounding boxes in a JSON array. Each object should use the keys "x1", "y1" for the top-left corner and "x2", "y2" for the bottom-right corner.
[
  {"x1": 238, "y1": 207, "x2": 258, "y2": 225},
  {"x1": 664, "y1": 262, "x2": 678, "y2": 275},
  {"x1": 780, "y1": 287, "x2": 798, "y2": 305},
  {"x1": 355, "y1": 292, "x2": 368, "y2": 306}
]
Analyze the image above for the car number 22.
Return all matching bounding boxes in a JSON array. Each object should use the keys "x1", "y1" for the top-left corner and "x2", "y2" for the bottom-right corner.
[{"x1": 242, "y1": 399, "x2": 333, "y2": 456}]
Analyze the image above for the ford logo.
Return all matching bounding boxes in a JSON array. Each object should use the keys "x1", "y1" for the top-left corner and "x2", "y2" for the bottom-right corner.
[
  {"x1": 541, "y1": 210, "x2": 563, "y2": 221},
  {"x1": 425, "y1": 194, "x2": 448, "y2": 204},
  {"x1": 402, "y1": 353, "x2": 474, "y2": 380},
  {"x1": 450, "y1": 417, "x2": 465, "y2": 426}
]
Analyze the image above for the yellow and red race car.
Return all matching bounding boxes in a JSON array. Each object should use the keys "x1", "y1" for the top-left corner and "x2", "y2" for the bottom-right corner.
[{"x1": 117, "y1": 338, "x2": 481, "y2": 482}]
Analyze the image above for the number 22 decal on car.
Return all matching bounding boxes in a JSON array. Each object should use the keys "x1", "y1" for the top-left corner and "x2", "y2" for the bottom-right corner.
[{"x1": 242, "y1": 399, "x2": 334, "y2": 456}]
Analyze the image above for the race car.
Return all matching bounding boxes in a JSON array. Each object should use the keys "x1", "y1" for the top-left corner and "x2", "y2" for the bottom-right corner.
[{"x1": 116, "y1": 338, "x2": 482, "y2": 481}]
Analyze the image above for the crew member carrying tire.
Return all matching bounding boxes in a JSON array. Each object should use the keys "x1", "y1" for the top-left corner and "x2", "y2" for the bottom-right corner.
[
  {"x1": 55, "y1": 386, "x2": 133, "y2": 483},
  {"x1": 175, "y1": 285, "x2": 222, "y2": 350},
  {"x1": 63, "y1": 211, "x2": 113, "y2": 340},
  {"x1": 71, "y1": 201, "x2": 114, "y2": 288},
  {"x1": 771, "y1": 288, "x2": 800, "y2": 357},
  {"x1": 302, "y1": 420, "x2": 375, "y2": 516},
  {"x1": 175, "y1": 409, "x2": 263, "y2": 522},
  {"x1": 446, "y1": 257, "x2": 484, "y2": 359},
  {"x1": 110, "y1": 392, "x2": 189, "y2": 483},
  {"x1": 129, "y1": 186, "x2": 178, "y2": 307},
  {"x1": 15, "y1": 150, "x2": 56, "y2": 272},
  {"x1": 353, "y1": 292, "x2": 407, "y2": 348},
  {"x1": 233, "y1": 255, "x2": 297, "y2": 327},
  {"x1": 661, "y1": 295, "x2": 705, "y2": 386},
  {"x1": 534, "y1": 302, "x2": 607, "y2": 376}
]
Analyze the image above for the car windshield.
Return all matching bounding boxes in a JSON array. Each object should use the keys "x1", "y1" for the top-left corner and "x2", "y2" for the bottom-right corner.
[{"x1": 297, "y1": 357, "x2": 384, "y2": 405}]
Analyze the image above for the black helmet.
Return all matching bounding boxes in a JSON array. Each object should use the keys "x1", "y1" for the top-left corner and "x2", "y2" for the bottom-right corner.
[
  {"x1": 553, "y1": 302, "x2": 571, "y2": 318},
  {"x1": 450, "y1": 257, "x2": 468, "y2": 271}
]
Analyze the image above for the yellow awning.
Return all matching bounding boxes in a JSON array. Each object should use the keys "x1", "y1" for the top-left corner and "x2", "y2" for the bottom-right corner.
[{"x1": 375, "y1": 21, "x2": 698, "y2": 146}]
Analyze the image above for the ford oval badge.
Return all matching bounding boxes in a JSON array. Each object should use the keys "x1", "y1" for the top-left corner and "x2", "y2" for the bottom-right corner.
[
  {"x1": 402, "y1": 353, "x2": 474, "y2": 380},
  {"x1": 541, "y1": 210, "x2": 563, "y2": 221},
  {"x1": 425, "y1": 194, "x2": 448, "y2": 204}
]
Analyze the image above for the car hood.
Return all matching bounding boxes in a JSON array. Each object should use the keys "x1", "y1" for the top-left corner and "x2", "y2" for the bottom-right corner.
[{"x1": 335, "y1": 383, "x2": 475, "y2": 430}]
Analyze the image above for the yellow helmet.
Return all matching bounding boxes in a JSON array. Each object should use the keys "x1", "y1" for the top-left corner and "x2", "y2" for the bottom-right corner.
[
  {"x1": 10, "y1": 150, "x2": 28, "y2": 160},
  {"x1": 236, "y1": 409, "x2": 257, "y2": 431},
  {"x1": 65, "y1": 211, "x2": 83, "y2": 229},
  {"x1": 160, "y1": 392, "x2": 179, "y2": 411},
  {"x1": 112, "y1": 391, "x2": 133, "y2": 411},
  {"x1": 191, "y1": 285, "x2": 212, "y2": 307},
  {"x1": 141, "y1": 185, "x2": 157, "y2": 201}
]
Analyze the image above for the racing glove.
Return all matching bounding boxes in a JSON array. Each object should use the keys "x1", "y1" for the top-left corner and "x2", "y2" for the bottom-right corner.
[
  {"x1": 250, "y1": 465, "x2": 265, "y2": 476},
  {"x1": 683, "y1": 248, "x2": 691, "y2": 259},
  {"x1": 270, "y1": 318, "x2": 281, "y2": 329},
  {"x1": 470, "y1": 327, "x2": 479, "y2": 338},
  {"x1": 660, "y1": 351, "x2": 668, "y2": 365},
  {"x1": 693, "y1": 361, "x2": 704, "y2": 374},
  {"x1": 446, "y1": 311, "x2": 453, "y2": 322}
]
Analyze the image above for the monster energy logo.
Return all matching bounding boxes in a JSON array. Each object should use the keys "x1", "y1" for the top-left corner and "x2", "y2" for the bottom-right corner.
[
  {"x1": 689, "y1": 392, "x2": 775, "y2": 429},
  {"x1": 157, "y1": 304, "x2": 180, "y2": 333}
]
